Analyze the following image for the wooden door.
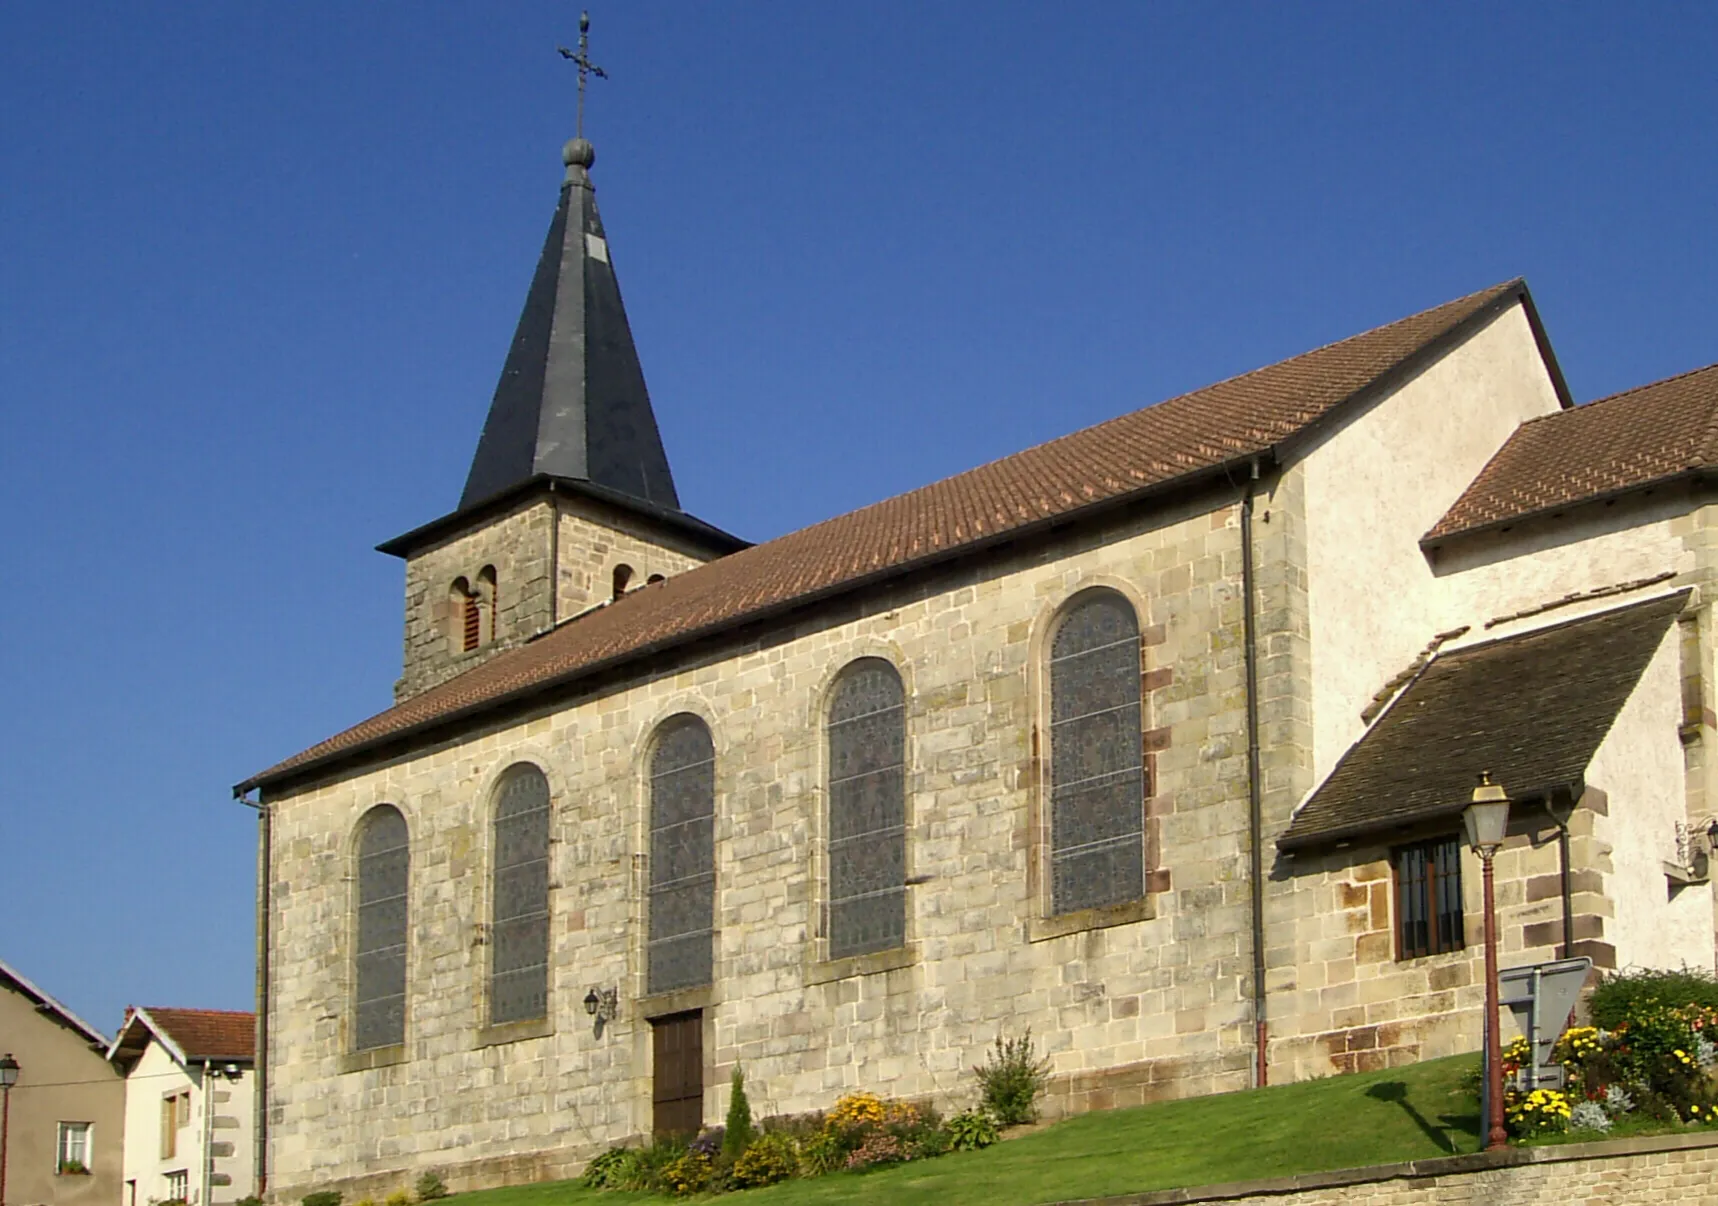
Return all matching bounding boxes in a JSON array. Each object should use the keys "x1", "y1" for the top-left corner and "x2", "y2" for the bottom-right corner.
[{"x1": 652, "y1": 1010, "x2": 704, "y2": 1138}]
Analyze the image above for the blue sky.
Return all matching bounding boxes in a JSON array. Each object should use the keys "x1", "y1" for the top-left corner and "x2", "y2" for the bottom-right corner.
[{"x1": 2, "y1": 2, "x2": 1714, "y2": 1032}]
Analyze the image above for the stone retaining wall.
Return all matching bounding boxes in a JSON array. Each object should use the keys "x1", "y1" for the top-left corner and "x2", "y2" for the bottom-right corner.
[{"x1": 1054, "y1": 1130, "x2": 1718, "y2": 1206}]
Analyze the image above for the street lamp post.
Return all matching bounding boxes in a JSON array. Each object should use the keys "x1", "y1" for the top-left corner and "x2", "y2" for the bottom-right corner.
[
  {"x1": 1464, "y1": 773, "x2": 1511, "y2": 1152},
  {"x1": 0, "y1": 1052, "x2": 20, "y2": 1206}
]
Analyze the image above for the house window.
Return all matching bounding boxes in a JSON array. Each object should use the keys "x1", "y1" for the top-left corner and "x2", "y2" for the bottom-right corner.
[
  {"x1": 1048, "y1": 590, "x2": 1145, "y2": 915},
  {"x1": 165, "y1": 1170, "x2": 189, "y2": 1203},
  {"x1": 826, "y1": 658, "x2": 907, "y2": 959},
  {"x1": 354, "y1": 804, "x2": 410, "y2": 1050},
  {"x1": 1394, "y1": 836, "x2": 1465, "y2": 959},
  {"x1": 56, "y1": 1122, "x2": 91, "y2": 1172},
  {"x1": 159, "y1": 1094, "x2": 180, "y2": 1158},
  {"x1": 613, "y1": 564, "x2": 635, "y2": 599},
  {"x1": 647, "y1": 715, "x2": 715, "y2": 994},
  {"x1": 490, "y1": 763, "x2": 551, "y2": 1025}
]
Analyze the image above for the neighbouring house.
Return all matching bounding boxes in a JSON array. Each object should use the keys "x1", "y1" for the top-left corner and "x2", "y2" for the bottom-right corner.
[
  {"x1": 236, "y1": 122, "x2": 1718, "y2": 1196},
  {"x1": 107, "y1": 1008, "x2": 256, "y2": 1206},
  {"x1": 0, "y1": 958, "x2": 124, "y2": 1206}
]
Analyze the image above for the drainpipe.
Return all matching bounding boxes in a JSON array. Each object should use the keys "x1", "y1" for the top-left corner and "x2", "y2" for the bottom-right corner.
[
  {"x1": 1547, "y1": 790, "x2": 1576, "y2": 959},
  {"x1": 202, "y1": 1061, "x2": 215, "y2": 1206},
  {"x1": 1241, "y1": 458, "x2": 1268, "y2": 1088},
  {"x1": 238, "y1": 791, "x2": 269, "y2": 1196}
]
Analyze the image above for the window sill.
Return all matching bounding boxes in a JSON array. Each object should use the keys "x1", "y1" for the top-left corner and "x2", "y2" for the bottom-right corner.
[
  {"x1": 339, "y1": 1044, "x2": 406, "y2": 1074},
  {"x1": 1027, "y1": 894, "x2": 1158, "y2": 943},
  {"x1": 806, "y1": 944, "x2": 917, "y2": 986},
  {"x1": 477, "y1": 1017, "x2": 553, "y2": 1048},
  {"x1": 639, "y1": 984, "x2": 714, "y2": 1020}
]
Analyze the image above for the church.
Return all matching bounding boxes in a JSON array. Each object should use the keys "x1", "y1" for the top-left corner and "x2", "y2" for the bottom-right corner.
[{"x1": 238, "y1": 108, "x2": 1718, "y2": 1197}]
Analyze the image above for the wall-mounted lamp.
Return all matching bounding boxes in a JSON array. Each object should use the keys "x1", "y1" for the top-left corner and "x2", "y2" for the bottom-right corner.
[{"x1": 583, "y1": 987, "x2": 619, "y2": 1035}]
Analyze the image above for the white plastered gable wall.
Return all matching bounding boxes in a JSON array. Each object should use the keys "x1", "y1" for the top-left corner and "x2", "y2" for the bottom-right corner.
[
  {"x1": 1295, "y1": 301, "x2": 1567, "y2": 782},
  {"x1": 1294, "y1": 300, "x2": 1698, "y2": 786}
]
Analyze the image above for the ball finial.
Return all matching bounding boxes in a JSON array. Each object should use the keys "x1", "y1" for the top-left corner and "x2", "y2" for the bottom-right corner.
[{"x1": 563, "y1": 138, "x2": 596, "y2": 170}]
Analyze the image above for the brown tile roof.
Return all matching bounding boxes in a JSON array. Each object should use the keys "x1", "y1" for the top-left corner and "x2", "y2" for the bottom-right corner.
[
  {"x1": 244, "y1": 280, "x2": 1539, "y2": 793},
  {"x1": 1278, "y1": 590, "x2": 1687, "y2": 852},
  {"x1": 1427, "y1": 362, "x2": 1718, "y2": 543},
  {"x1": 114, "y1": 1007, "x2": 256, "y2": 1064}
]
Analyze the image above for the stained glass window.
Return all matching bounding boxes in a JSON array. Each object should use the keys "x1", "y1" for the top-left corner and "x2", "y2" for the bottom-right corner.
[
  {"x1": 354, "y1": 805, "x2": 409, "y2": 1050},
  {"x1": 648, "y1": 716, "x2": 715, "y2": 994},
  {"x1": 827, "y1": 659, "x2": 907, "y2": 959},
  {"x1": 1048, "y1": 591, "x2": 1144, "y2": 915},
  {"x1": 490, "y1": 763, "x2": 551, "y2": 1024}
]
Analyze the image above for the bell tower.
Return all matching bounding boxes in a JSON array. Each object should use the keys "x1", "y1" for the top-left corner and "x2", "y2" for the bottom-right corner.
[{"x1": 379, "y1": 26, "x2": 744, "y2": 701}]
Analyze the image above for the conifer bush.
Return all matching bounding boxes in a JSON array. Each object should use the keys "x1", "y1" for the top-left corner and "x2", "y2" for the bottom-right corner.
[
  {"x1": 722, "y1": 1065, "x2": 756, "y2": 1159},
  {"x1": 413, "y1": 1171, "x2": 448, "y2": 1202}
]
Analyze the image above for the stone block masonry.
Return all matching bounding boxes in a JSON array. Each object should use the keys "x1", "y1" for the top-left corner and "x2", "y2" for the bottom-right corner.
[
  {"x1": 265, "y1": 483, "x2": 1276, "y2": 1198},
  {"x1": 1056, "y1": 1130, "x2": 1718, "y2": 1206}
]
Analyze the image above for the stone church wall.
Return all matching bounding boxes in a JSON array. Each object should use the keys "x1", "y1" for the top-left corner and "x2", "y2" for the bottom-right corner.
[{"x1": 264, "y1": 482, "x2": 1280, "y2": 1196}]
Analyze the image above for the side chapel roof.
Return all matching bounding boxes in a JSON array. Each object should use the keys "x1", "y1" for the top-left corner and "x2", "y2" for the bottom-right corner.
[
  {"x1": 1278, "y1": 590, "x2": 1688, "y2": 852},
  {"x1": 1427, "y1": 362, "x2": 1718, "y2": 544},
  {"x1": 243, "y1": 279, "x2": 1552, "y2": 793}
]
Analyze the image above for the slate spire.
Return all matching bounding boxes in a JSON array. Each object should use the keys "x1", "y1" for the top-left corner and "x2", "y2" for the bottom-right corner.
[{"x1": 459, "y1": 137, "x2": 681, "y2": 511}]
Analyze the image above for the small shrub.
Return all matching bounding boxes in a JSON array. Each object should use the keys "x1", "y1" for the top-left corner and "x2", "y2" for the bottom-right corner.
[
  {"x1": 1589, "y1": 968, "x2": 1718, "y2": 1029},
  {"x1": 1506, "y1": 1088, "x2": 1571, "y2": 1137},
  {"x1": 827, "y1": 1091, "x2": 886, "y2": 1131},
  {"x1": 975, "y1": 1030, "x2": 1051, "y2": 1126},
  {"x1": 730, "y1": 1130, "x2": 799, "y2": 1188},
  {"x1": 236, "y1": 1198, "x2": 265, "y2": 1206},
  {"x1": 352, "y1": 1198, "x2": 376, "y2": 1206},
  {"x1": 631, "y1": 1137, "x2": 690, "y2": 1192},
  {"x1": 723, "y1": 1065, "x2": 756, "y2": 1159},
  {"x1": 658, "y1": 1149, "x2": 714, "y2": 1197},
  {"x1": 1603, "y1": 1083, "x2": 1636, "y2": 1116},
  {"x1": 414, "y1": 1171, "x2": 448, "y2": 1202},
  {"x1": 1568, "y1": 1100, "x2": 1612, "y2": 1133},
  {"x1": 689, "y1": 1126, "x2": 724, "y2": 1158},
  {"x1": 799, "y1": 1127, "x2": 848, "y2": 1176},
  {"x1": 844, "y1": 1130, "x2": 906, "y2": 1170},
  {"x1": 580, "y1": 1146, "x2": 638, "y2": 1190},
  {"x1": 303, "y1": 1192, "x2": 343, "y2": 1206},
  {"x1": 946, "y1": 1107, "x2": 1000, "y2": 1151},
  {"x1": 384, "y1": 1191, "x2": 411, "y2": 1206}
]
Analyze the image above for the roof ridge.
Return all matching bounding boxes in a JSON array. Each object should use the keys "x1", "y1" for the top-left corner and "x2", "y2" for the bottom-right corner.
[
  {"x1": 142, "y1": 1005, "x2": 256, "y2": 1016},
  {"x1": 244, "y1": 278, "x2": 1530, "y2": 792},
  {"x1": 1515, "y1": 359, "x2": 1718, "y2": 428},
  {"x1": 704, "y1": 280, "x2": 1526, "y2": 550}
]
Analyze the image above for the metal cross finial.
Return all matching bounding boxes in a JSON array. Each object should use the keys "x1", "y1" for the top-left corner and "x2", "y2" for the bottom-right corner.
[{"x1": 557, "y1": 11, "x2": 607, "y2": 140}]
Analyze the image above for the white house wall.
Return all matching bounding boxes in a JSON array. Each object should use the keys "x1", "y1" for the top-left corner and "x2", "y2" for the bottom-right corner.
[
  {"x1": 1588, "y1": 623, "x2": 1716, "y2": 972},
  {"x1": 121, "y1": 1039, "x2": 256, "y2": 1206}
]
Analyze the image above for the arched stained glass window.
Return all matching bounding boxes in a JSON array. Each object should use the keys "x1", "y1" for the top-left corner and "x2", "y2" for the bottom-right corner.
[
  {"x1": 648, "y1": 717, "x2": 716, "y2": 994},
  {"x1": 827, "y1": 659, "x2": 907, "y2": 959},
  {"x1": 490, "y1": 763, "x2": 551, "y2": 1025},
  {"x1": 354, "y1": 805, "x2": 410, "y2": 1050},
  {"x1": 1048, "y1": 591, "x2": 1145, "y2": 915}
]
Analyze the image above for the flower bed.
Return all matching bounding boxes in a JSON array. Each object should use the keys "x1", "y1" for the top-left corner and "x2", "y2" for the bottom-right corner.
[
  {"x1": 1502, "y1": 968, "x2": 1718, "y2": 1142},
  {"x1": 583, "y1": 1032, "x2": 1045, "y2": 1197}
]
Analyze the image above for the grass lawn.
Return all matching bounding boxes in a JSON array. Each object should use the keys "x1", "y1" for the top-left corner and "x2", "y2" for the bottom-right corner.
[{"x1": 450, "y1": 1053, "x2": 1482, "y2": 1206}]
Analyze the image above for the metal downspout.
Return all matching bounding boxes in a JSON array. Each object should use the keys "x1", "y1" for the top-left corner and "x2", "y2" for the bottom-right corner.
[
  {"x1": 1242, "y1": 459, "x2": 1268, "y2": 1087},
  {"x1": 239, "y1": 792, "x2": 269, "y2": 1196}
]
